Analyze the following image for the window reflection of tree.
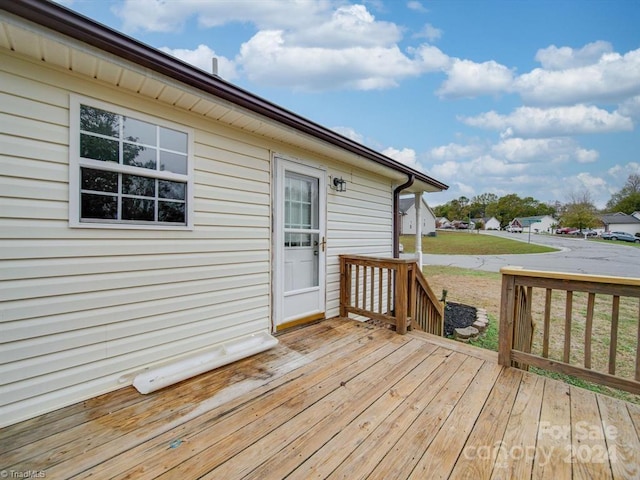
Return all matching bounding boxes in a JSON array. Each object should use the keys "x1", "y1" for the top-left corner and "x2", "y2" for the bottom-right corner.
[{"x1": 79, "y1": 105, "x2": 187, "y2": 224}]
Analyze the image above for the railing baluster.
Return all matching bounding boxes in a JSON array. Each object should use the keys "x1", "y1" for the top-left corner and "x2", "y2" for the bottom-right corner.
[
  {"x1": 378, "y1": 267, "x2": 383, "y2": 313},
  {"x1": 542, "y1": 288, "x2": 552, "y2": 358},
  {"x1": 564, "y1": 291, "x2": 573, "y2": 363},
  {"x1": 584, "y1": 292, "x2": 595, "y2": 369},
  {"x1": 636, "y1": 299, "x2": 640, "y2": 382},
  {"x1": 387, "y1": 268, "x2": 392, "y2": 315},
  {"x1": 355, "y1": 264, "x2": 360, "y2": 309},
  {"x1": 609, "y1": 295, "x2": 620, "y2": 375},
  {"x1": 370, "y1": 266, "x2": 375, "y2": 312}
]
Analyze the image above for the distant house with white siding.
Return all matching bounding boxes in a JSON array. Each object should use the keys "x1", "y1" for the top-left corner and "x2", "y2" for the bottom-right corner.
[
  {"x1": 514, "y1": 215, "x2": 556, "y2": 233},
  {"x1": 600, "y1": 212, "x2": 640, "y2": 235},
  {"x1": 398, "y1": 196, "x2": 436, "y2": 235},
  {"x1": 0, "y1": 2, "x2": 447, "y2": 427},
  {"x1": 471, "y1": 216, "x2": 500, "y2": 230}
]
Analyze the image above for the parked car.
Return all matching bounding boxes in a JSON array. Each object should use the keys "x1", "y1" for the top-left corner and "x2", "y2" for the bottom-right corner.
[
  {"x1": 571, "y1": 229, "x2": 598, "y2": 237},
  {"x1": 601, "y1": 231, "x2": 640, "y2": 243},
  {"x1": 506, "y1": 225, "x2": 522, "y2": 233},
  {"x1": 556, "y1": 227, "x2": 578, "y2": 234}
]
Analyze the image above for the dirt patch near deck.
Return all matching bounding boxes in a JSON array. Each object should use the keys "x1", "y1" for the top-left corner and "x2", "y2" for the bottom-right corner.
[{"x1": 422, "y1": 266, "x2": 502, "y2": 321}]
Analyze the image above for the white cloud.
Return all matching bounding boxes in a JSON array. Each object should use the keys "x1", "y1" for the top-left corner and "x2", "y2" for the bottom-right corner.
[
  {"x1": 491, "y1": 138, "x2": 598, "y2": 164},
  {"x1": 576, "y1": 172, "x2": 606, "y2": 188},
  {"x1": 115, "y1": 0, "x2": 331, "y2": 33},
  {"x1": 382, "y1": 147, "x2": 420, "y2": 170},
  {"x1": 288, "y1": 5, "x2": 402, "y2": 48},
  {"x1": 437, "y1": 59, "x2": 515, "y2": 98},
  {"x1": 428, "y1": 142, "x2": 483, "y2": 161},
  {"x1": 575, "y1": 148, "x2": 599, "y2": 164},
  {"x1": 618, "y1": 95, "x2": 640, "y2": 119},
  {"x1": 429, "y1": 160, "x2": 461, "y2": 179},
  {"x1": 534, "y1": 41, "x2": 613, "y2": 70},
  {"x1": 461, "y1": 105, "x2": 633, "y2": 137},
  {"x1": 407, "y1": 1, "x2": 428, "y2": 13},
  {"x1": 159, "y1": 45, "x2": 237, "y2": 79},
  {"x1": 332, "y1": 126, "x2": 364, "y2": 143},
  {"x1": 414, "y1": 23, "x2": 442, "y2": 42},
  {"x1": 411, "y1": 44, "x2": 451, "y2": 71},
  {"x1": 608, "y1": 162, "x2": 640, "y2": 180},
  {"x1": 516, "y1": 47, "x2": 640, "y2": 105},
  {"x1": 454, "y1": 181, "x2": 475, "y2": 196},
  {"x1": 237, "y1": 30, "x2": 424, "y2": 91}
]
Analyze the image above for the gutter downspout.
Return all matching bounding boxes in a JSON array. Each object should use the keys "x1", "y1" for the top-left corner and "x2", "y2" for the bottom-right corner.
[{"x1": 393, "y1": 174, "x2": 415, "y2": 258}]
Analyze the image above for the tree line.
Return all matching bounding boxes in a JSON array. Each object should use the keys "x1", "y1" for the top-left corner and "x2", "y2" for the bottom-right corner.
[{"x1": 433, "y1": 174, "x2": 640, "y2": 230}]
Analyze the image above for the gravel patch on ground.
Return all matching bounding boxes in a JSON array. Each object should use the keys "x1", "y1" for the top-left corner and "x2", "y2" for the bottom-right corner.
[{"x1": 443, "y1": 302, "x2": 477, "y2": 337}]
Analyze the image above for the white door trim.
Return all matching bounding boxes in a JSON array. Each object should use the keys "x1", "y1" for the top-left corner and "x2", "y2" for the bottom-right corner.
[{"x1": 273, "y1": 156, "x2": 326, "y2": 329}]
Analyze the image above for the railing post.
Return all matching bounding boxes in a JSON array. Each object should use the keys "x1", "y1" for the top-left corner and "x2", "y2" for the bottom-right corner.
[
  {"x1": 339, "y1": 256, "x2": 350, "y2": 318},
  {"x1": 396, "y1": 262, "x2": 408, "y2": 334},
  {"x1": 498, "y1": 273, "x2": 516, "y2": 366},
  {"x1": 408, "y1": 263, "x2": 416, "y2": 331}
]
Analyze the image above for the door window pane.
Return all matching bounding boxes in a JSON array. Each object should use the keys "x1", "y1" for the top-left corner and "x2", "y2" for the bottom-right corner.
[{"x1": 285, "y1": 173, "x2": 317, "y2": 230}]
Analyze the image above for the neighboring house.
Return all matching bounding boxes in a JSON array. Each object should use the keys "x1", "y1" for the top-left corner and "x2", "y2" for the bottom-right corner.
[
  {"x1": 632, "y1": 211, "x2": 640, "y2": 221},
  {"x1": 398, "y1": 196, "x2": 436, "y2": 235},
  {"x1": 600, "y1": 212, "x2": 640, "y2": 235},
  {"x1": 436, "y1": 217, "x2": 451, "y2": 228},
  {"x1": 471, "y1": 216, "x2": 500, "y2": 230},
  {"x1": 514, "y1": 215, "x2": 556, "y2": 233},
  {"x1": 0, "y1": 2, "x2": 447, "y2": 427}
]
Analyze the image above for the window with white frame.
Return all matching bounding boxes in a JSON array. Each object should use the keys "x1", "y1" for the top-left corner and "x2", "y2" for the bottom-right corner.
[{"x1": 70, "y1": 97, "x2": 193, "y2": 228}]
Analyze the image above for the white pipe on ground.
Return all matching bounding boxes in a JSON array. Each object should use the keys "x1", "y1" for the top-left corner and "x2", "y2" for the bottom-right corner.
[{"x1": 133, "y1": 331, "x2": 278, "y2": 394}]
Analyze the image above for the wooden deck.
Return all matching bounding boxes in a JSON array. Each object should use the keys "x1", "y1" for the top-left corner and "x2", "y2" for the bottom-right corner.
[{"x1": 1, "y1": 318, "x2": 639, "y2": 479}]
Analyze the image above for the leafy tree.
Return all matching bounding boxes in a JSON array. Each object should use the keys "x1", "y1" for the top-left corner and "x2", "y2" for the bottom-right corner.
[
  {"x1": 470, "y1": 193, "x2": 499, "y2": 218},
  {"x1": 560, "y1": 190, "x2": 599, "y2": 231},
  {"x1": 606, "y1": 174, "x2": 640, "y2": 213},
  {"x1": 434, "y1": 192, "x2": 556, "y2": 226}
]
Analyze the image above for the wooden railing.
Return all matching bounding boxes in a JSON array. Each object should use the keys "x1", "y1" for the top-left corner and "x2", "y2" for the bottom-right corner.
[
  {"x1": 339, "y1": 255, "x2": 444, "y2": 335},
  {"x1": 499, "y1": 266, "x2": 640, "y2": 395}
]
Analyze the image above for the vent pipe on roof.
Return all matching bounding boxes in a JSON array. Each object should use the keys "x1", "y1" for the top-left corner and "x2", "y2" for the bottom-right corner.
[{"x1": 212, "y1": 57, "x2": 218, "y2": 76}]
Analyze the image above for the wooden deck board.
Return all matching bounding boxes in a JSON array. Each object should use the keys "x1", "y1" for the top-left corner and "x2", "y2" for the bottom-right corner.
[{"x1": 1, "y1": 318, "x2": 637, "y2": 479}]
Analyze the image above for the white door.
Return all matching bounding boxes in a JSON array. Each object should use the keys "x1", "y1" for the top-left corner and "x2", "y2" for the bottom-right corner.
[{"x1": 274, "y1": 158, "x2": 326, "y2": 329}]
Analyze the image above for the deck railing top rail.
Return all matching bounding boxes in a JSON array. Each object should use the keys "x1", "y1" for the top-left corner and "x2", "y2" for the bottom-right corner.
[{"x1": 501, "y1": 266, "x2": 640, "y2": 288}]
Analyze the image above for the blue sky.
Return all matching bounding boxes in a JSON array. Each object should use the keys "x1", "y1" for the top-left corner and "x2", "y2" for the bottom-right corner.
[{"x1": 59, "y1": 0, "x2": 640, "y2": 208}]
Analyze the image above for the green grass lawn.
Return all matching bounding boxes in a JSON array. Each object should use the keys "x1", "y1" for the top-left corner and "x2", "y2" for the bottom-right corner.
[{"x1": 401, "y1": 230, "x2": 558, "y2": 255}]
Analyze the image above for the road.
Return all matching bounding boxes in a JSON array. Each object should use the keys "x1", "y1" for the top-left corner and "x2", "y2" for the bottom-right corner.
[{"x1": 422, "y1": 231, "x2": 640, "y2": 278}]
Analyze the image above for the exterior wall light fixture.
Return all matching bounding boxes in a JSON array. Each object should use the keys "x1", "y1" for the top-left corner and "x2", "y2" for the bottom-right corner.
[{"x1": 331, "y1": 176, "x2": 347, "y2": 192}]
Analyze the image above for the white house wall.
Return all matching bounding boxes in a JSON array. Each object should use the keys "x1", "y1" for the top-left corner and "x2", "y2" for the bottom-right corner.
[
  {"x1": 0, "y1": 50, "x2": 395, "y2": 426},
  {"x1": 401, "y1": 204, "x2": 436, "y2": 235}
]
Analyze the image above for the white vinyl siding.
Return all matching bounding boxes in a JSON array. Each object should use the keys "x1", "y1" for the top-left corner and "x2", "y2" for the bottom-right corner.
[
  {"x1": 1, "y1": 43, "x2": 398, "y2": 427},
  {"x1": 0, "y1": 54, "x2": 272, "y2": 426},
  {"x1": 324, "y1": 168, "x2": 393, "y2": 317}
]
